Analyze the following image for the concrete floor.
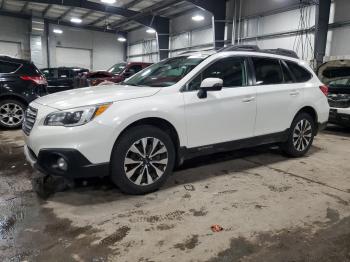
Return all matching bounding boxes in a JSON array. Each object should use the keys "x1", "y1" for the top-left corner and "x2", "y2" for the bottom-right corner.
[{"x1": 1, "y1": 126, "x2": 350, "y2": 262}]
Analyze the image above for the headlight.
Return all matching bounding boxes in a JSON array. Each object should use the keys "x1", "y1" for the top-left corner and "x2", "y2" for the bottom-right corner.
[{"x1": 44, "y1": 104, "x2": 111, "y2": 127}]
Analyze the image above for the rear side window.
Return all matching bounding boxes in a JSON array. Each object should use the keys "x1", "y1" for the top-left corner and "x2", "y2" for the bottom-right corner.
[
  {"x1": 58, "y1": 69, "x2": 70, "y2": 78},
  {"x1": 20, "y1": 63, "x2": 41, "y2": 76},
  {"x1": 0, "y1": 60, "x2": 21, "y2": 74},
  {"x1": 286, "y1": 61, "x2": 312, "y2": 82},
  {"x1": 252, "y1": 57, "x2": 283, "y2": 85}
]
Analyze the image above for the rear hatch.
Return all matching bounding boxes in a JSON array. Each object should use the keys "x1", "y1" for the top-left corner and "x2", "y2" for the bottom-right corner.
[{"x1": 318, "y1": 60, "x2": 350, "y2": 108}]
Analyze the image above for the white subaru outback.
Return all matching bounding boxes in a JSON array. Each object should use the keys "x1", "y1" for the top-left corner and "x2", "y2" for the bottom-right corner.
[{"x1": 23, "y1": 46, "x2": 329, "y2": 194}]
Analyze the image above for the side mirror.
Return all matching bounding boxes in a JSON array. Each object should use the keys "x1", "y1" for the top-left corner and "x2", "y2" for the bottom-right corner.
[{"x1": 198, "y1": 78, "x2": 223, "y2": 99}]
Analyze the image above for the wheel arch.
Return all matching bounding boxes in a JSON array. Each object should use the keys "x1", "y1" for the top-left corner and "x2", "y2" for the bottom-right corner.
[
  {"x1": 293, "y1": 106, "x2": 319, "y2": 134},
  {"x1": 0, "y1": 94, "x2": 29, "y2": 106},
  {"x1": 295, "y1": 106, "x2": 318, "y2": 123},
  {"x1": 115, "y1": 117, "x2": 183, "y2": 166}
]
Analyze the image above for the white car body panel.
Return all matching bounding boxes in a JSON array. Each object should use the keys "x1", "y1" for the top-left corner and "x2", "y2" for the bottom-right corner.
[
  {"x1": 24, "y1": 50, "x2": 330, "y2": 167},
  {"x1": 183, "y1": 86, "x2": 257, "y2": 147}
]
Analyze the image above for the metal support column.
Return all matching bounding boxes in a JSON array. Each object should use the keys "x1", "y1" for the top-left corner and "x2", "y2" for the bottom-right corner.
[
  {"x1": 314, "y1": 0, "x2": 331, "y2": 67},
  {"x1": 154, "y1": 17, "x2": 170, "y2": 60}
]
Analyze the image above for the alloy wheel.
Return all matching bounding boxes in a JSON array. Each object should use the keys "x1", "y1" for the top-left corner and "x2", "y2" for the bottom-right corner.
[
  {"x1": 292, "y1": 119, "x2": 313, "y2": 152},
  {"x1": 123, "y1": 137, "x2": 168, "y2": 186},
  {"x1": 0, "y1": 103, "x2": 24, "y2": 127}
]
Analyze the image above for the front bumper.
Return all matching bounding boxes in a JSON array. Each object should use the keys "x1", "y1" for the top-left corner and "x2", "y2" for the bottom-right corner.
[{"x1": 24, "y1": 145, "x2": 109, "y2": 178}]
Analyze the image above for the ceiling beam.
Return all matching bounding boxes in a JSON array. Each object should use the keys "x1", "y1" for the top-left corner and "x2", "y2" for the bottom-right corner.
[
  {"x1": 42, "y1": 4, "x2": 52, "y2": 17},
  {"x1": 58, "y1": 7, "x2": 73, "y2": 20},
  {"x1": 89, "y1": 14, "x2": 113, "y2": 26},
  {"x1": 0, "y1": 9, "x2": 118, "y2": 34},
  {"x1": 81, "y1": 10, "x2": 94, "y2": 19},
  {"x1": 25, "y1": 0, "x2": 139, "y2": 18},
  {"x1": 167, "y1": 7, "x2": 198, "y2": 19},
  {"x1": 24, "y1": 0, "x2": 167, "y2": 29},
  {"x1": 111, "y1": 0, "x2": 179, "y2": 29},
  {"x1": 123, "y1": 0, "x2": 143, "y2": 9},
  {"x1": 20, "y1": 1, "x2": 29, "y2": 13}
]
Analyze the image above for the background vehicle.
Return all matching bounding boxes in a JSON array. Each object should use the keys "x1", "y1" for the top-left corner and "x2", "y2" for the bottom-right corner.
[
  {"x1": 0, "y1": 56, "x2": 47, "y2": 128},
  {"x1": 41, "y1": 67, "x2": 89, "y2": 93},
  {"x1": 84, "y1": 62, "x2": 152, "y2": 86},
  {"x1": 318, "y1": 60, "x2": 350, "y2": 127},
  {"x1": 23, "y1": 46, "x2": 329, "y2": 195}
]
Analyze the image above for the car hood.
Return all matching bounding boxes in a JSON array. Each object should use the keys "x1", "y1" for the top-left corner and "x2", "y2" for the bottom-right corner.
[
  {"x1": 318, "y1": 59, "x2": 350, "y2": 83},
  {"x1": 34, "y1": 84, "x2": 161, "y2": 110}
]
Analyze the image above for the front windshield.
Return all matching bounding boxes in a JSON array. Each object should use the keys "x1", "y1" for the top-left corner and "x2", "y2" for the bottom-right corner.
[
  {"x1": 107, "y1": 63, "x2": 126, "y2": 74},
  {"x1": 124, "y1": 56, "x2": 205, "y2": 87},
  {"x1": 329, "y1": 78, "x2": 350, "y2": 87}
]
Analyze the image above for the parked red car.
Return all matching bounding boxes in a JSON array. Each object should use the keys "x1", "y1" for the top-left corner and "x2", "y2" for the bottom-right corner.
[{"x1": 83, "y1": 62, "x2": 152, "y2": 86}]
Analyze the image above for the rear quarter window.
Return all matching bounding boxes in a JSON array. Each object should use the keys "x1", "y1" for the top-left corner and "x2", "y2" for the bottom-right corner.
[
  {"x1": 286, "y1": 61, "x2": 312, "y2": 82},
  {"x1": 0, "y1": 60, "x2": 21, "y2": 74}
]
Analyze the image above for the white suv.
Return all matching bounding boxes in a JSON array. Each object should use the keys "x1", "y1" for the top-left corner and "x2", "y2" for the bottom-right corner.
[{"x1": 23, "y1": 46, "x2": 329, "y2": 194}]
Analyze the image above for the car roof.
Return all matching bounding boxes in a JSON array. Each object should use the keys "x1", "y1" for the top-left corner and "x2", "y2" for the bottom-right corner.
[{"x1": 0, "y1": 55, "x2": 31, "y2": 64}]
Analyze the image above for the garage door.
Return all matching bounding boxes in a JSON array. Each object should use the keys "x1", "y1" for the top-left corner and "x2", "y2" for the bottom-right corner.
[
  {"x1": 0, "y1": 41, "x2": 22, "y2": 58},
  {"x1": 56, "y1": 47, "x2": 92, "y2": 70}
]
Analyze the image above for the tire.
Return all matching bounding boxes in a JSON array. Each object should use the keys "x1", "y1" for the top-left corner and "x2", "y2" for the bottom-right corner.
[
  {"x1": 0, "y1": 99, "x2": 26, "y2": 129},
  {"x1": 110, "y1": 125, "x2": 176, "y2": 195},
  {"x1": 282, "y1": 112, "x2": 315, "y2": 157}
]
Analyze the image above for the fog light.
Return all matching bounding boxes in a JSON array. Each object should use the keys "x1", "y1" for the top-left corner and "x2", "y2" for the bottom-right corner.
[{"x1": 57, "y1": 157, "x2": 68, "y2": 171}]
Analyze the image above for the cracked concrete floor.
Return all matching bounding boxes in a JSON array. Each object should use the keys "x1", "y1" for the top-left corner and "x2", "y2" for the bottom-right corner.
[{"x1": 0, "y1": 126, "x2": 350, "y2": 262}]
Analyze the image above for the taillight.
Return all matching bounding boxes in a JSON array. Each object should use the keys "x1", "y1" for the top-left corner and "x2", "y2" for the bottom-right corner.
[
  {"x1": 20, "y1": 75, "x2": 47, "y2": 85},
  {"x1": 319, "y1": 85, "x2": 328, "y2": 96}
]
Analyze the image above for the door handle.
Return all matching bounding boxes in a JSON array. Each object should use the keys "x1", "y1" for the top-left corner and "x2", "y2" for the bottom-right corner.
[
  {"x1": 242, "y1": 96, "x2": 255, "y2": 103},
  {"x1": 290, "y1": 90, "x2": 300, "y2": 96}
]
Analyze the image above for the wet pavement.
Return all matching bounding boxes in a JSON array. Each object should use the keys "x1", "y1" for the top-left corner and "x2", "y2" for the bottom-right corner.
[{"x1": 0, "y1": 126, "x2": 350, "y2": 262}]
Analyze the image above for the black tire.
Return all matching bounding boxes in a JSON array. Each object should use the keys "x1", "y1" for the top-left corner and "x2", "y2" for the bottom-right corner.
[
  {"x1": 282, "y1": 112, "x2": 316, "y2": 157},
  {"x1": 110, "y1": 125, "x2": 176, "y2": 195},
  {"x1": 0, "y1": 99, "x2": 26, "y2": 129}
]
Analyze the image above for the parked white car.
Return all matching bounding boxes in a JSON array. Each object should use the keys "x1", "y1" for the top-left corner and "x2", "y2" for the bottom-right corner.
[{"x1": 23, "y1": 46, "x2": 329, "y2": 194}]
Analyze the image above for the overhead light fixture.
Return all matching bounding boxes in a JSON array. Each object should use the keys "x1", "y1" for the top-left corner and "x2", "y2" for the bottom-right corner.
[
  {"x1": 146, "y1": 28, "x2": 156, "y2": 34},
  {"x1": 70, "y1": 17, "x2": 82, "y2": 23},
  {"x1": 53, "y1": 28, "x2": 63, "y2": 34},
  {"x1": 117, "y1": 36, "x2": 127, "y2": 42},
  {"x1": 192, "y1": 15, "x2": 205, "y2": 21},
  {"x1": 101, "y1": 0, "x2": 116, "y2": 3}
]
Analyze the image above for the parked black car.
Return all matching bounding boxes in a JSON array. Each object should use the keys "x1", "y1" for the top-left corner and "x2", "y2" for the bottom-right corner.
[
  {"x1": 0, "y1": 56, "x2": 48, "y2": 129},
  {"x1": 41, "y1": 67, "x2": 89, "y2": 93},
  {"x1": 318, "y1": 60, "x2": 350, "y2": 127}
]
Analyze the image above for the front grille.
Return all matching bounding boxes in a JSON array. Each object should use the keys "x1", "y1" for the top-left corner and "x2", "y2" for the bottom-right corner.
[{"x1": 22, "y1": 106, "x2": 37, "y2": 136}]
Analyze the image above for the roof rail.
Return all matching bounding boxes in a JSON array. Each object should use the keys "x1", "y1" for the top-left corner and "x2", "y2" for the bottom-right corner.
[
  {"x1": 263, "y1": 48, "x2": 299, "y2": 59},
  {"x1": 218, "y1": 44, "x2": 299, "y2": 59},
  {"x1": 218, "y1": 45, "x2": 260, "y2": 52}
]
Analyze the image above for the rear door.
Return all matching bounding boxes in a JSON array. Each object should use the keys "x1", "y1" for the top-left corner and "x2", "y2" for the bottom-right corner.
[
  {"x1": 253, "y1": 57, "x2": 304, "y2": 136},
  {"x1": 0, "y1": 60, "x2": 23, "y2": 95}
]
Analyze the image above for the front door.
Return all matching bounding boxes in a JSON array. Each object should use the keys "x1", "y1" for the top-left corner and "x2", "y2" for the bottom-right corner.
[{"x1": 183, "y1": 56, "x2": 257, "y2": 148}]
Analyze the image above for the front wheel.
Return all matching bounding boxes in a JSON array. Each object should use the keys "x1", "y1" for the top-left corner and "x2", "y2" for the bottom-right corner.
[
  {"x1": 110, "y1": 125, "x2": 175, "y2": 195},
  {"x1": 0, "y1": 99, "x2": 26, "y2": 129},
  {"x1": 282, "y1": 113, "x2": 315, "y2": 157}
]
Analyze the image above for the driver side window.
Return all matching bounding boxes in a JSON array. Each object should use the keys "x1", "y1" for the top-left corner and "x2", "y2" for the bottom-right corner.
[{"x1": 187, "y1": 57, "x2": 247, "y2": 91}]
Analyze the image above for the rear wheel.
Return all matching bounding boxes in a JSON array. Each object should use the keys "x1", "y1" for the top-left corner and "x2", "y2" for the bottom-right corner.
[
  {"x1": 282, "y1": 113, "x2": 315, "y2": 157},
  {"x1": 0, "y1": 99, "x2": 26, "y2": 129},
  {"x1": 110, "y1": 125, "x2": 175, "y2": 195}
]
